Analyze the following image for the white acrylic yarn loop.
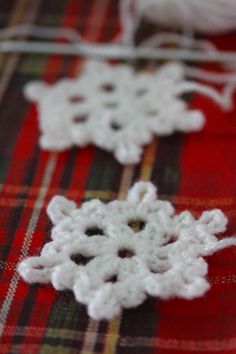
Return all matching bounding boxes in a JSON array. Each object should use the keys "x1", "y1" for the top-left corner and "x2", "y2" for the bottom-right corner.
[
  {"x1": 134, "y1": 0, "x2": 236, "y2": 35},
  {"x1": 18, "y1": 182, "x2": 236, "y2": 320}
]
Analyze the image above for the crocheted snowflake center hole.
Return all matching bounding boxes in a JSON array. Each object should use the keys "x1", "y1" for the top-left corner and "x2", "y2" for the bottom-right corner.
[
  {"x1": 118, "y1": 248, "x2": 135, "y2": 258},
  {"x1": 69, "y1": 95, "x2": 85, "y2": 103},
  {"x1": 105, "y1": 274, "x2": 118, "y2": 283},
  {"x1": 128, "y1": 219, "x2": 146, "y2": 232},
  {"x1": 70, "y1": 253, "x2": 94, "y2": 266},
  {"x1": 85, "y1": 227, "x2": 105, "y2": 237},
  {"x1": 162, "y1": 234, "x2": 178, "y2": 246},
  {"x1": 101, "y1": 83, "x2": 115, "y2": 92},
  {"x1": 73, "y1": 115, "x2": 88, "y2": 124},
  {"x1": 110, "y1": 121, "x2": 122, "y2": 131},
  {"x1": 34, "y1": 264, "x2": 44, "y2": 270}
]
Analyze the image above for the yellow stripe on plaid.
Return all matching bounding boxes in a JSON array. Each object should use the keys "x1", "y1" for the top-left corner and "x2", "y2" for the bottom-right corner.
[
  {"x1": 2, "y1": 183, "x2": 236, "y2": 207},
  {"x1": 103, "y1": 317, "x2": 122, "y2": 354},
  {"x1": 140, "y1": 138, "x2": 158, "y2": 181}
]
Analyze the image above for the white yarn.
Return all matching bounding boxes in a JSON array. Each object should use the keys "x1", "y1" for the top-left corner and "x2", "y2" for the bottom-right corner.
[
  {"x1": 134, "y1": 0, "x2": 236, "y2": 35},
  {"x1": 1, "y1": 24, "x2": 236, "y2": 64},
  {"x1": 0, "y1": 24, "x2": 86, "y2": 43},
  {"x1": 18, "y1": 182, "x2": 236, "y2": 320},
  {"x1": 1, "y1": 24, "x2": 236, "y2": 71},
  {"x1": 24, "y1": 60, "x2": 233, "y2": 165},
  {"x1": 2, "y1": 40, "x2": 236, "y2": 64}
]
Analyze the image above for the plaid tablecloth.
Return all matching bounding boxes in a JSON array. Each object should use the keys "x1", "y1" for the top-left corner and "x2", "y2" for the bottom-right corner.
[{"x1": 0, "y1": 0, "x2": 236, "y2": 353}]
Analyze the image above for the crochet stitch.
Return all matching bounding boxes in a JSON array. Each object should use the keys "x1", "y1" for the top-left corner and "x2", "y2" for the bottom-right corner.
[
  {"x1": 18, "y1": 182, "x2": 236, "y2": 320},
  {"x1": 24, "y1": 60, "x2": 205, "y2": 164}
]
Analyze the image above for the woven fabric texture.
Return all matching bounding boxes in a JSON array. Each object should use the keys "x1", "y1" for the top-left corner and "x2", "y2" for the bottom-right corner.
[{"x1": 0, "y1": 1, "x2": 236, "y2": 353}]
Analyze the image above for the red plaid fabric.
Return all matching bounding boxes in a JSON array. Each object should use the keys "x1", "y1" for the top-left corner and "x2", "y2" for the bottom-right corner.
[{"x1": 0, "y1": 1, "x2": 236, "y2": 353}]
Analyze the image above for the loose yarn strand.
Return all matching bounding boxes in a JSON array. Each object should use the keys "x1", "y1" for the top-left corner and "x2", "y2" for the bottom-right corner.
[
  {"x1": 175, "y1": 81, "x2": 234, "y2": 110},
  {"x1": 185, "y1": 67, "x2": 236, "y2": 85},
  {"x1": 0, "y1": 24, "x2": 88, "y2": 43},
  {"x1": 141, "y1": 32, "x2": 218, "y2": 52},
  {"x1": 2, "y1": 39, "x2": 236, "y2": 63},
  {"x1": 203, "y1": 237, "x2": 236, "y2": 256},
  {"x1": 119, "y1": 0, "x2": 136, "y2": 45},
  {"x1": 0, "y1": 24, "x2": 236, "y2": 64}
]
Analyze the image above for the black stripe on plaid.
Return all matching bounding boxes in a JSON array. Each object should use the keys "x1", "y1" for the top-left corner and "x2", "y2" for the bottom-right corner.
[
  {"x1": 0, "y1": 147, "x2": 40, "y2": 278},
  {"x1": 86, "y1": 147, "x2": 123, "y2": 197},
  {"x1": 154, "y1": 133, "x2": 183, "y2": 195}
]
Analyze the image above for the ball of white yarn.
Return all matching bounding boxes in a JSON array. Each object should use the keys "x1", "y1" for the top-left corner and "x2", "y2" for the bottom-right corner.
[{"x1": 135, "y1": 0, "x2": 236, "y2": 34}]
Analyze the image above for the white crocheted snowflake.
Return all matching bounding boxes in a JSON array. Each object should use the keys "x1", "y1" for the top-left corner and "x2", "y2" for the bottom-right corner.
[
  {"x1": 18, "y1": 182, "x2": 236, "y2": 320},
  {"x1": 24, "y1": 61, "x2": 205, "y2": 164}
]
